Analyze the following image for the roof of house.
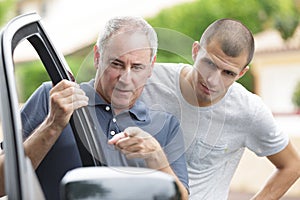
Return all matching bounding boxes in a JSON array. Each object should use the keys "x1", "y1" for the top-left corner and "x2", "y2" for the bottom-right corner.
[{"x1": 254, "y1": 26, "x2": 300, "y2": 54}]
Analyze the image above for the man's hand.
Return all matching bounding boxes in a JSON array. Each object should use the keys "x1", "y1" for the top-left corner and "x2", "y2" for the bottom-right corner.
[
  {"x1": 24, "y1": 80, "x2": 88, "y2": 169},
  {"x1": 108, "y1": 127, "x2": 188, "y2": 199},
  {"x1": 108, "y1": 127, "x2": 168, "y2": 169},
  {"x1": 47, "y1": 80, "x2": 89, "y2": 132}
]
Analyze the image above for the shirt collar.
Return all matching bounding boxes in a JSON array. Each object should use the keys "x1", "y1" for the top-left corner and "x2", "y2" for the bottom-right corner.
[
  {"x1": 80, "y1": 79, "x2": 149, "y2": 121},
  {"x1": 80, "y1": 79, "x2": 107, "y2": 106}
]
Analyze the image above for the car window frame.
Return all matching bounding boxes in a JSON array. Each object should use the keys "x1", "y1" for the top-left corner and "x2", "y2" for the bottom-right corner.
[{"x1": 0, "y1": 12, "x2": 102, "y2": 199}]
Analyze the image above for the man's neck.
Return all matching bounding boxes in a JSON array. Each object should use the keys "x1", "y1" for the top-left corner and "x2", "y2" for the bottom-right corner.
[
  {"x1": 113, "y1": 109, "x2": 125, "y2": 116},
  {"x1": 179, "y1": 66, "x2": 198, "y2": 107}
]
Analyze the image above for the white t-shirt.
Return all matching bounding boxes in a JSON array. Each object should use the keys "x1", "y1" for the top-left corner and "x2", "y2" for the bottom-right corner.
[{"x1": 140, "y1": 63, "x2": 289, "y2": 200}]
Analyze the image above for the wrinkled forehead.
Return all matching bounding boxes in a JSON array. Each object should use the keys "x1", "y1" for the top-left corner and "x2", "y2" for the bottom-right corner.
[
  {"x1": 104, "y1": 31, "x2": 151, "y2": 58},
  {"x1": 198, "y1": 42, "x2": 248, "y2": 72}
]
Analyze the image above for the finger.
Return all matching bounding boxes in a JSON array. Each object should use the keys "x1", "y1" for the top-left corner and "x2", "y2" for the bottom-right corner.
[
  {"x1": 108, "y1": 132, "x2": 128, "y2": 145},
  {"x1": 50, "y1": 92, "x2": 88, "y2": 113},
  {"x1": 123, "y1": 127, "x2": 143, "y2": 137},
  {"x1": 71, "y1": 99, "x2": 89, "y2": 110},
  {"x1": 60, "y1": 91, "x2": 89, "y2": 106},
  {"x1": 115, "y1": 137, "x2": 142, "y2": 151},
  {"x1": 119, "y1": 147, "x2": 144, "y2": 158},
  {"x1": 122, "y1": 143, "x2": 143, "y2": 153},
  {"x1": 51, "y1": 82, "x2": 88, "y2": 106},
  {"x1": 51, "y1": 85, "x2": 86, "y2": 100},
  {"x1": 51, "y1": 81, "x2": 88, "y2": 102},
  {"x1": 125, "y1": 152, "x2": 148, "y2": 159},
  {"x1": 50, "y1": 80, "x2": 77, "y2": 94}
]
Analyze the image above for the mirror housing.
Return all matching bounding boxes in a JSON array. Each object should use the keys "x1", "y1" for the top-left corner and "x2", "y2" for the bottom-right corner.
[{"x1": 60, "y1": 167, "x2": 181, "y2": 200}]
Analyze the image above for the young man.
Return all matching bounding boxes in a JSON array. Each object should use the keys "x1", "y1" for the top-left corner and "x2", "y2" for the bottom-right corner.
[
  {"x1": 141, "y1": 18, "x2": 300, "y2": 200},
  {"x1": 0, "y1": 16, "x2": 189, "y2": 200}
]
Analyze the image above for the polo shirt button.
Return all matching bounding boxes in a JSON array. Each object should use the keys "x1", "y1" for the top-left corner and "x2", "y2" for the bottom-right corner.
[
  {"x1": 105, "y1": 106, "x2": 110, "y2": 111},
  {"x1": 110, "y1": 130, "x2": 116, "y2": 136},
  {"x1": 112, "y1": 118, "x2": 116, "y2": 123}
]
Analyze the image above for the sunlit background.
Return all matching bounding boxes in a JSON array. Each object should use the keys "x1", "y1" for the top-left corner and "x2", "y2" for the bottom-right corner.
[{"x1": 1, "y1": 0, "x2": 300, "y2": 199}]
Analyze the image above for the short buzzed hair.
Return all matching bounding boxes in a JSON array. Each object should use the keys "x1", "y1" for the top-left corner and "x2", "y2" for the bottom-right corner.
[{"x1": 200, "y1": 19, "x2": 255, "y2": 67}]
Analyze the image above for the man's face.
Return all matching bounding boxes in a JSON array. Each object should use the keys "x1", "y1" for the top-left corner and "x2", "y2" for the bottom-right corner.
[
  {"x1": 95, "y1": 32, "x2": 154, "y2": 113},
  {"x1": 191, "y1": 40, "x2": 249, "y2": 106}
]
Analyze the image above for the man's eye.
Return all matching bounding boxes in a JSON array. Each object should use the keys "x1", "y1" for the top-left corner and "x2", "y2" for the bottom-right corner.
[
  {"x1": 224, "y1": 70, "x2": 236, "y2": 77},
  {"x1": 202, "y1": 58, "x2": 215, "y2": 68},
  {"x1": 207, "y1": 60, "x2": 214, "y2": 66},
  {"x1": 132, "y1": 65, "x2": 145, "y2": 71},
  {"x1": 111, "y1": 62, "x2": 123, "y2": 68}
]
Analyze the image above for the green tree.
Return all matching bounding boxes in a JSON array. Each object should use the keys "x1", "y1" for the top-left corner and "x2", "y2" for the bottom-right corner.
[
  {"x1": 146, "y1": 0, "x2": 300, "y2": 93},
  {"x1": 273, "y1": 0, "x2": 300, "y2": 39},
  {"x1": 10, "y1": 0, "x2": 300, "y2": 101},
  {"x1": 0, "y1": 0, "x2": 16, "y2": 27},
  {"x1": 147, "y1": 0, "x2": 300, "y2": 41}
]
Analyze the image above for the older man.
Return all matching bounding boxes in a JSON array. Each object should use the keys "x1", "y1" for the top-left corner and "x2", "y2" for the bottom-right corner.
[{"x1": 0, "y1": 16, "x2": 189, "y2": 200}]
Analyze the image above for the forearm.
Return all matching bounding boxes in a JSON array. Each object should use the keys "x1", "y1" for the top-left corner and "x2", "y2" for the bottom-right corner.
[
  {"x1": 252, "y1": 141, "x2": 300, "y2": 200},
  {"x1": 159, "y1": 165, "x2": 189, "y2": 200},
  {"x1": 23, "y1": 116, "x2": 63, "y2": 169},
  {"x1": 251, "y1": 168, "x2": 300, "y2": 200},
  {"x1": 0, "y1": 154, "x2": 5, "y2": 197},
  {"x1": 0, "y1": 121, "x2": 60, "y2": 197},
  {"x1": 146, "y1": 150, "x2": 188, "y2": 200}
]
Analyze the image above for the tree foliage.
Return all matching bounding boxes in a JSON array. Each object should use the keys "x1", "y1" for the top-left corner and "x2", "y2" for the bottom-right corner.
[
  {"x1": 0, "y1": 0, "x2": 16, "y2": 27},
  {"x1": 145, "y1": 0, "x2": 300, "y2": 93},
  {"x1": 6, "y1": 0, "x2": 300, "y2": 101},
  {"x1": 147, "y1": 0, "x2": 300, "y2": 41}
]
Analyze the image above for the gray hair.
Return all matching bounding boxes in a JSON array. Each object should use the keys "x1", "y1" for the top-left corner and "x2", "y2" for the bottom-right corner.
[{"x1": 96, "y1": 16, "x2": 158, "y2": 62}]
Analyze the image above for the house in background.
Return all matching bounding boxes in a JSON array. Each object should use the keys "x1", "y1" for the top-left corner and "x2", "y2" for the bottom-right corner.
[{"x1": 252, "y1": 27, "x2": 300, "y2": 115}]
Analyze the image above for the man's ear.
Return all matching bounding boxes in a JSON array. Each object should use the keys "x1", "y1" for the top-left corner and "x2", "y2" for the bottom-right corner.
[
  {"x1": 237, "y1": 65, "x2": 249, "y2": 80},
  {"x1": 94, "y1": 45, "x2": 100, "y2": 69},
  {"x1": 192, "y1": 41, "x2": 200, "y2": 61},
  {"x1": 148, "y1": 55, "x2": 156, "y2": 77},
  {"x1": 151, "y1": 55, "x2": 156, "y2": 66}
]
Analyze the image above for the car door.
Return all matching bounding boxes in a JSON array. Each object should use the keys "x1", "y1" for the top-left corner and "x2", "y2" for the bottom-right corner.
[{"x1": 0, "y1": 12, "x2": 103, "y2": 199}]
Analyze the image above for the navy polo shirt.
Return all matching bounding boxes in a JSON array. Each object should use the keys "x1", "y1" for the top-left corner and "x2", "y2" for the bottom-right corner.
[{"x1": 21, "y1": 80, "x2": 188, "y2": 200}]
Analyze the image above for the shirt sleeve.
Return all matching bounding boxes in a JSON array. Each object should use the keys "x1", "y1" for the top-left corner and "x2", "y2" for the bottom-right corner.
[
  {"x1": 245, "y1": 98, "x2": 289, "y2": 157},
  {"x1": 21, "y1": 82, "x2": 52, "y2": 139}
]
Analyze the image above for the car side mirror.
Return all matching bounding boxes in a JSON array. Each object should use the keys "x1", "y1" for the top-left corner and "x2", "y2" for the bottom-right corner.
[{"x1": 60, "y1": 167, "x2": 181, "y2": 200}]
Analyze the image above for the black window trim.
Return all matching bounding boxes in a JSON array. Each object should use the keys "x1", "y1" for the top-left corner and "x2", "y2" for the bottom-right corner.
[{"x1": 0, "y1": 12, "x2": 102, "y2": 199}]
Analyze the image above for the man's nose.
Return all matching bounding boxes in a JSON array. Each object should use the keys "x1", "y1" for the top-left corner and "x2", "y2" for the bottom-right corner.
[
  {"x1": 119, "y1": 68, "x2": 132, "y2": 83},
  {"x1": 206, "y1": 70, "x2": 221, "y2": 87}
]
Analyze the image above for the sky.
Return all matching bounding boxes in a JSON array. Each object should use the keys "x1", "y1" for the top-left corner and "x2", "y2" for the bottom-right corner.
[{"x1": 13, "y1": 0, "x2": 193, "y2": 62}]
